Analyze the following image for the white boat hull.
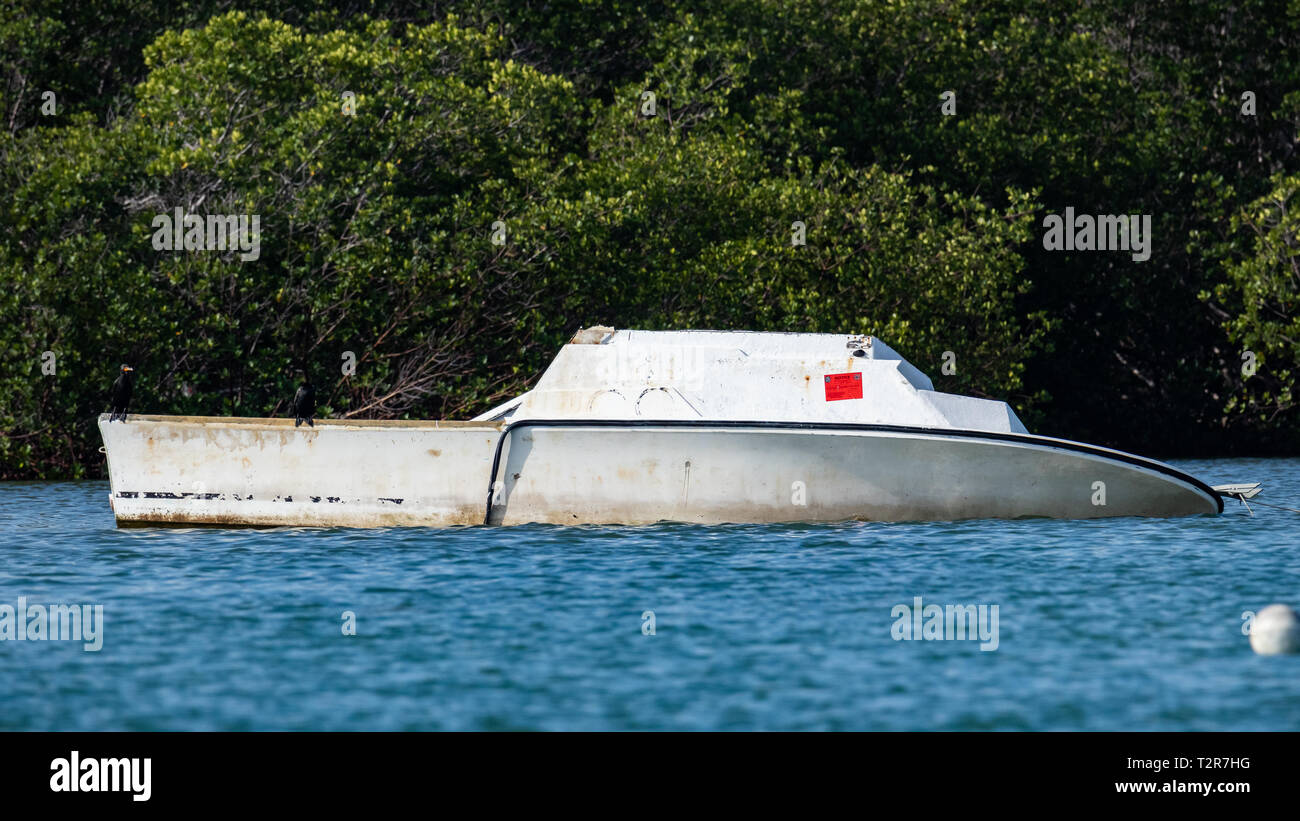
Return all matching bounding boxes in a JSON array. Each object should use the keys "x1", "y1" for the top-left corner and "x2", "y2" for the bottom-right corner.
[{"x1": 99, "y1": 415, "x2": 1221, "y2": 527}]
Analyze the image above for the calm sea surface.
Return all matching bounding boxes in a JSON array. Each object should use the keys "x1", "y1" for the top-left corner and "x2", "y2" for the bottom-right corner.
[{"x1": 1, "y1": 458, "x2": 1298, "y2": 730}]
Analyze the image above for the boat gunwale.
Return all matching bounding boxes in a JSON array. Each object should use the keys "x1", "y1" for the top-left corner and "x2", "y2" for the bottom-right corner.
[{"x1": 97, "y1": 413, "x2": 505, "y2": 430}]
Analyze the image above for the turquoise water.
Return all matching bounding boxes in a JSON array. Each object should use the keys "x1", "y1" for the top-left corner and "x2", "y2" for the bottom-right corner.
[{"x1": 1, "y1": 458, "x2": 1298, "y2": 730}]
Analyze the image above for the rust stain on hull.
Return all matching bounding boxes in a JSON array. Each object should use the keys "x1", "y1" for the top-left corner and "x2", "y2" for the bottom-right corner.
[
  {"x1": 100, "y1": 413, "x2": 504, "y2": 530},
  {"x1": 116, "y1": 506, "x2": 486, "y2": 528}
]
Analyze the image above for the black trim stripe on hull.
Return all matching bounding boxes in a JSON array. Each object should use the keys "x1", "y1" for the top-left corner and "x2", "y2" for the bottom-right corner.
[{"x1": 483, "y1": 419, "x2": 1224, "y2": 523}]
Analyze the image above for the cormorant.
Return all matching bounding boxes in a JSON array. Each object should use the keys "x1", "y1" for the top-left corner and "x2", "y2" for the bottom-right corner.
[
  {"x1": 109, "y1": 364, "x2": 134, "y2": 422},
  {"x1": 292, "y1": 378, "x2": 316, "y2": 428}
]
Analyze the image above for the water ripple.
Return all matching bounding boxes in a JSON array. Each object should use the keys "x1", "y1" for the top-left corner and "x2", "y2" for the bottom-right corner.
[{"x1": 0, "y1": 458, "x2": 1298, "y2": 730}]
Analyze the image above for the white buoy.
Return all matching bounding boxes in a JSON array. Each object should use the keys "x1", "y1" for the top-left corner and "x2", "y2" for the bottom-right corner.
[{"x1": 1250, "y1": 604, "x2": 1300, "y2": 655}]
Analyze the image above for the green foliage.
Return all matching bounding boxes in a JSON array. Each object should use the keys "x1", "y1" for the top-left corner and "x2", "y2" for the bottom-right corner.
[
  {"x1": 2, "y1": 0, "x2": 1299, "y2": 477},
  {"x1": 1213, "y1": 174, "x2": 1300, "y2": 438}
]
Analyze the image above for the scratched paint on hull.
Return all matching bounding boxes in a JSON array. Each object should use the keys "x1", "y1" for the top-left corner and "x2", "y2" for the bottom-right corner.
[{"x1": 100, "y1": 414, "x2": 502, "y2": 528}]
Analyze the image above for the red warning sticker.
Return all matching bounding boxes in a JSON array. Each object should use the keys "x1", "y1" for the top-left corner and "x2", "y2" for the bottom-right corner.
[{"x1": 823, "y1": 372, "x2": 863, "y2": 401}]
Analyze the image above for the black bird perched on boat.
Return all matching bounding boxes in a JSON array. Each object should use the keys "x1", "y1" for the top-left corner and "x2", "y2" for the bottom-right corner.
[
  {"x1": 109, "y1": 364, "x2": 134, "y2": 422},
  {"x1": 291, "y1": 377, "x2": 316, "y2": 428}
]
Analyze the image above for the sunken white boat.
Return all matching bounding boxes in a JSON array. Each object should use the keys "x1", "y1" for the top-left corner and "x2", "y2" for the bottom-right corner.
[{"x1": 98, "y1": 328, "x2": 1225, "y2": 527}]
